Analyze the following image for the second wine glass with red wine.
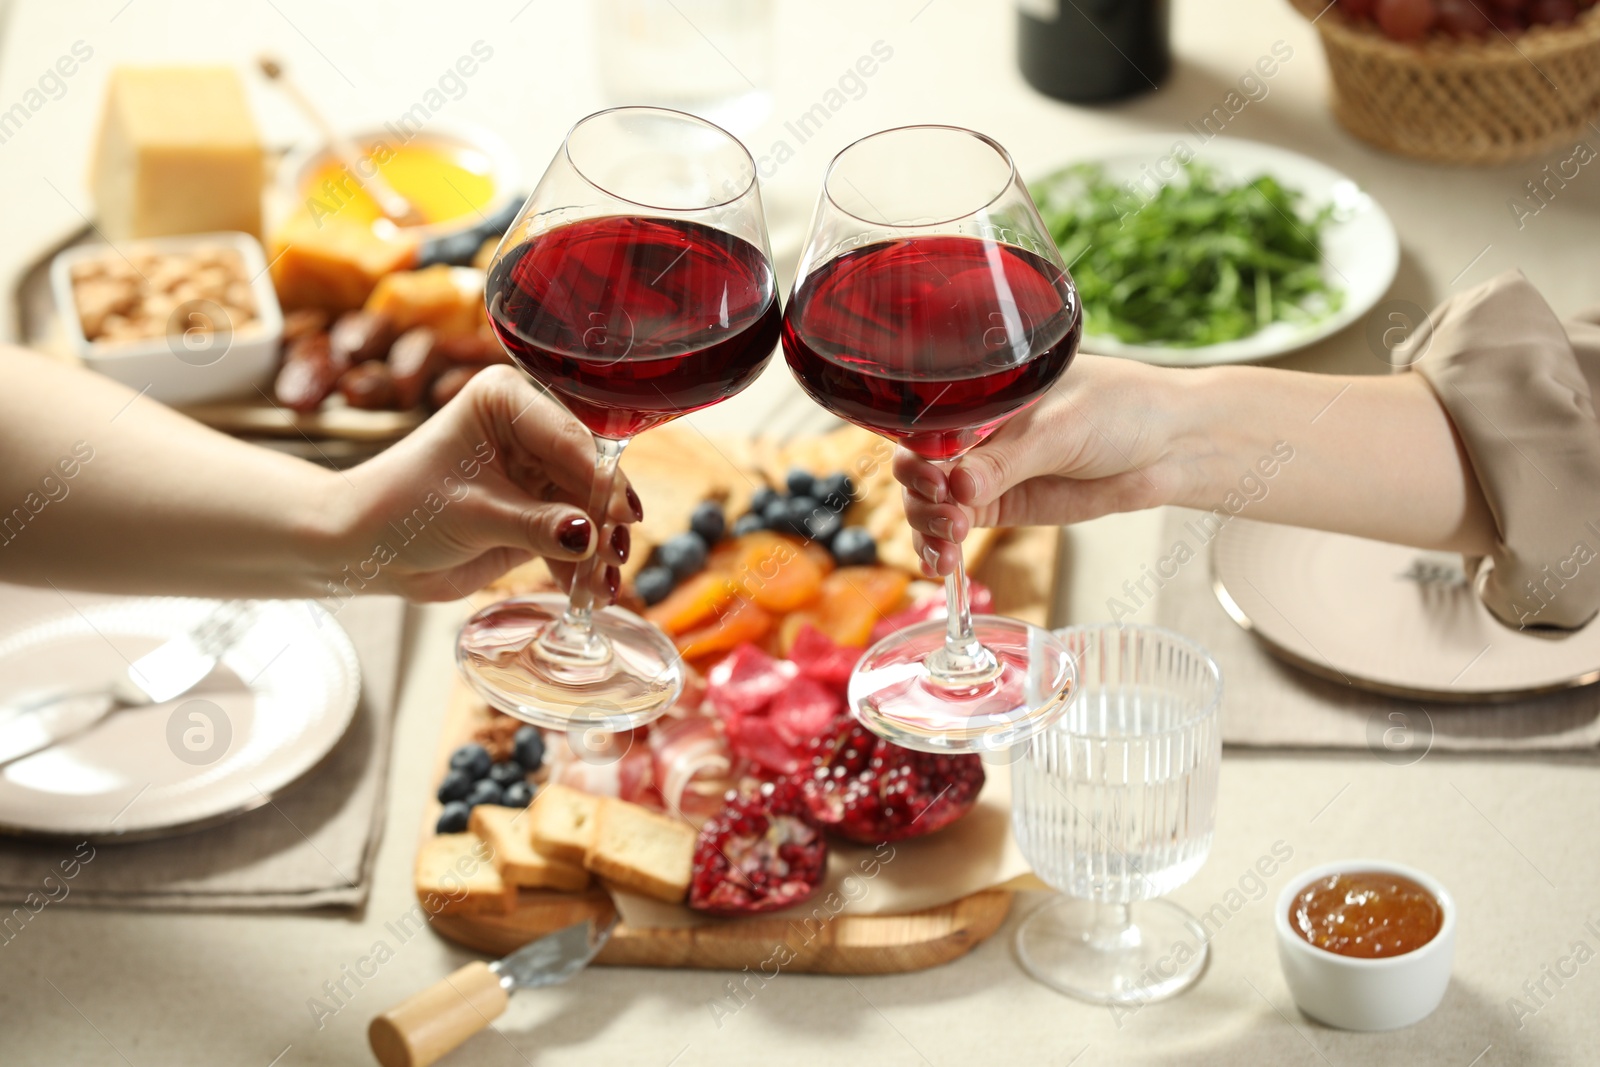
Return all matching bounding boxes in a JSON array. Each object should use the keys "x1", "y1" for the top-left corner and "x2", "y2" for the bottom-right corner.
[
  {"x1": 458, "y1": 107, "x2": 780, "y2": 732},
  {"x1": 782, "y1": 125, "x2": 1081, "y2": 753}
]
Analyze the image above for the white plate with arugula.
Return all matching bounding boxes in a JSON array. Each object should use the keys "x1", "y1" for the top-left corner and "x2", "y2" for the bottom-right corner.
[{"x1": 1030, "y1": 136, "x2": 1399, "y2": 366}]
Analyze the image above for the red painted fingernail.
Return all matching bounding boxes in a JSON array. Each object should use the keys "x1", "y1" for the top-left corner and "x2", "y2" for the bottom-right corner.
[
  {"x1": 557, "y1": 516, "x2": 593, "y2": 553},
  {"x1": 610, "y1": 524, "x2": 630, "y2": 563},
  {"x1": 625, "y1": 486, "x2": 644, "y2": 521},
  {"x1": 605, "y1": 564, "x2": 621, "y2": 602}
]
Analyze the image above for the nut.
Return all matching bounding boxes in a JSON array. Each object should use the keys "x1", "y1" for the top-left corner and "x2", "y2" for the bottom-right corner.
[{"x1": 70, "y1": 244, "x2": 261, "y2": 348}]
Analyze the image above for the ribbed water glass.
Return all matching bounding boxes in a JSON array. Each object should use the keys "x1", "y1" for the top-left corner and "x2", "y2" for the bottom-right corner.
[{"x1": 1012, "y1": 623, "x2": 1222, "y2": 1005}]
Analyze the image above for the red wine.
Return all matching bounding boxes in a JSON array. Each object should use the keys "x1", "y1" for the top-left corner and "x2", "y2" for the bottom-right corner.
[
  {"x1": 487, "y1": 216, "x2": 780, "y2": 439},
  {"x1": 782, "y1": 234, "x2": 1080, "y2": 460}
]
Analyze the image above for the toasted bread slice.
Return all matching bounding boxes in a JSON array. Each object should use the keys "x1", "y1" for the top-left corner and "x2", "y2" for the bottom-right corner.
[
  {"x1": 470, "y1": 803, "x2": 590, "y2": 891},
  {"x1": 415, "y1": 832, "x2": 515, "y2": 915},
  {"x1": 584, "y1": 797, "x2": 696, "y2": 904},
  {"x1": 528, "y1": 783, "x2": 602, "y2": 864}
]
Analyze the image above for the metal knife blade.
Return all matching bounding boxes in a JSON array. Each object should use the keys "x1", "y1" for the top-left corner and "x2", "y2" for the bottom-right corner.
[
  {"x1": 489, "y1": 913, "x2": 617, "y2": 990},
  {"x1": 0, "y1": 692, "x2": 115, "y2": 764}
]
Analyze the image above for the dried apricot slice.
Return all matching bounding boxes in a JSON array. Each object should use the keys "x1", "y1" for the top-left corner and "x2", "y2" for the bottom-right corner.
[
  {"x1": 644, "y1": 571, "x2": 734, "y2": 636},
  {"x1": 725, "y1": 531, "x2": 825, "y2": 613},
  {"x1": 781, "y1": 566, "x2": 911, "y2": 649},
  {"x1": 677, "y1": 597, "x2": 775, "y2": 661}
]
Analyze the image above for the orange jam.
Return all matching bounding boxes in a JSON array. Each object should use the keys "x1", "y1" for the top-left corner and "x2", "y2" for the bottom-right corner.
[{"x1": 1290, "y1": 870, "x2": 1442, "y2": 959}]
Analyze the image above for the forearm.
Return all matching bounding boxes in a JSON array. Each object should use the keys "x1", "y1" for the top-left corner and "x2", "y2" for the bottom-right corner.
[
  {"x1": 1164, "y1": 364, "x2": 1496, "y2": 555},
  {"x1": 0, "y1": 347, "x2": 347, "y2": 596}
]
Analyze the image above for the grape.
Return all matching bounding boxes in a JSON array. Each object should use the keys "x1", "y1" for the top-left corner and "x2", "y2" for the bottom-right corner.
[
  {"x1": 1528, "y1": 0, "x2": 1578, "y2": 22},
  {"x1": 1437, "y1": 0, "x2": 1492, "y2": 33},
  {"x1": 1376, "y1": 0, "x2": 1437, "y2": 39},
  {"x1": 1338, "y1": 0, "x2": 1377, "y2": 18}
]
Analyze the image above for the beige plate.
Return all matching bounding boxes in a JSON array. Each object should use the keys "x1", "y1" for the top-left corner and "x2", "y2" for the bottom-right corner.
[
  {"x1": 1211, "y1": 520, "x2": 1600, "y2": 702},
  {"x1": 0, "y1": 598, "x2": 360, "y2": 840}
]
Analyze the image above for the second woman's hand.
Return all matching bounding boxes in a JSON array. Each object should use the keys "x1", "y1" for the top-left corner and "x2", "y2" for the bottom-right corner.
[
  {"x1": 897, "y1": 355, "x2": 1189, "y2": 577},
  {"x1": 896, "y1": 350, "x2": 1498, "y2": 579}
]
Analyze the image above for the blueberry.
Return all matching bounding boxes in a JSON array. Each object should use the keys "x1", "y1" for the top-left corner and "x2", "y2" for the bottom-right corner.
[
  {"x1": 831, "y1": 526, "x2": 878, "y2": 566},
  {"x1": 435, "y1": 800, "x2": 471, "y2": 833},
  {"x1": 512, "y1": 725, "x2": 546, "y2": 772},
  {"x1": 817, "y1": 472, "x2": 856, "y2": 511},
  {"x1": 732, "y1": 511, "x2": 766, "y2": 537},
  {"x1": 635, "y1": 565, "x2": 676, "y2": 606},
  {"x1": 762, "y1": 496, "x2": 790, "y2": 530},
  {"x1": 436, "y1": 768, "x2": 474, "y2": 803},
  {"x1": 786, "y1": 469, "x2": 817, "y2": 498},
  {"x1": 657, "y1": 531, "x2": 709, "y2": 580},
  {"x1": 803, "y1": 506, "x2": 843, "y2": 544},
  {"x1": 501, "y1": 781, "x2": 535, "y2": 807},
  {"x1": 448, "y1": 742, "x2": 491, "y2": 780},
  {"x1": 750, "y1": 486, "x2": 781, "y2": 514},
  {"x1": 465, "y1": 778, "x2": 503, "y2": 808},
  {"x1": 487, "y1": 761, "x2": 525, "y2": 787},
  {"x1": 783, "y1": 495, "x2": 822, "y2": 537},
  {"x1": 690, "y1": 501, "x2": 726, "y2": 544}
]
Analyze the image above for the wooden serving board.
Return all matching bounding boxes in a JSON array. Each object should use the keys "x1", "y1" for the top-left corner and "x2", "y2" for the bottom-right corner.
[{"x1": 415, "y1": 427, "x2": 1063, "y2": 974}]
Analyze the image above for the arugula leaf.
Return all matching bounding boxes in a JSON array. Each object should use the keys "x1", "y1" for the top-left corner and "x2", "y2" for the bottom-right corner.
[{"x1": 1031, "y1": 162, "x2": 1344, "y2": 349}]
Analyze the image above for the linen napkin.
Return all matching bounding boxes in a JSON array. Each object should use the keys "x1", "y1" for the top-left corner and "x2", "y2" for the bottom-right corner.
[{"x1": 0, "y1": 584, "x2": 405, "y2": 910}]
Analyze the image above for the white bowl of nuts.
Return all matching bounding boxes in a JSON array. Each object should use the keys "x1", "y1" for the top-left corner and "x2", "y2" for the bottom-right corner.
[{"x1": 50, "y1": 231, "x2": 284, "y2": 406}]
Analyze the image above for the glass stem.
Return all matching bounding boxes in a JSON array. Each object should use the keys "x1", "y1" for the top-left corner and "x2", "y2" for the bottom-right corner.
[
  {"x1": 563, "y1": 435, "x2": 628, "y2": 630},
  {"x1": 536, "y1": 435, "x2": 628, "y2": 667},
  {"x1": 926, "y1": 459, "x2": 999, "y2": 686},
  {"x1": 1087, "y1": 902, "x2": 1135, "y2": 952}
]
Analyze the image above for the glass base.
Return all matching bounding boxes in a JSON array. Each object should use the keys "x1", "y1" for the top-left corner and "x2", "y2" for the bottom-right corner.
[
  {"x1": 847, "y1": 615, "x2": 1075, "y2": 754},
  {"x1": 1016, "y1": 896, "x2": 1209, "y2": 1005},
  {"x1": 456, "y1": 594, "x2": 683, "y2": 732}
]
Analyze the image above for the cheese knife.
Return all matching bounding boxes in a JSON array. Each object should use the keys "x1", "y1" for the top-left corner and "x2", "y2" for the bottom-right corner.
[{"x1": 369, "y1": 914, "x2": 616, "y2": 1067}]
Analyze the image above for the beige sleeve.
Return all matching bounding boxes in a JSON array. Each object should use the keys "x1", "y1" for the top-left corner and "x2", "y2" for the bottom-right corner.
[{"x1": 1412, "y1": 269, "x2": 1600, "y2": 632}]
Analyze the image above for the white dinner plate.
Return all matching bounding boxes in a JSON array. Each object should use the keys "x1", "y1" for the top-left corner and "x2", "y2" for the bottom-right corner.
[
  {"x1": 1033, "y1": 135, "x2": 1400, "y2": 366},
  {"x1": 1212, "y1": 521, "x2": 1600, "y2": 702},
  {"x1": 0, "y1": 598, "x2": 360, "y2": 839}
]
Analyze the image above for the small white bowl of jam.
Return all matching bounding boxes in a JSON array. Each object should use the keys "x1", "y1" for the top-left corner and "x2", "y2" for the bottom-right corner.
[{"x1": 1275, "y1": 860, "x2": 1455, "y2": 1031}]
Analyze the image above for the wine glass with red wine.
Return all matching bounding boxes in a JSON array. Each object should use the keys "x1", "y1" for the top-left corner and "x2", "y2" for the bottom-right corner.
[
  {"x1": 782, "y1": 125, "x2": 1080, "y2": 753},
  {"x1": 458, "y1": 107, "x2": 780, "y2": 732}
]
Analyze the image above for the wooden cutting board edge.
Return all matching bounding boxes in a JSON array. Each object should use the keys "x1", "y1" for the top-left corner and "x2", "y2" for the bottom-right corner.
[{"x1": 416, "y1": 523, "x2": 1061, "y2": 975}]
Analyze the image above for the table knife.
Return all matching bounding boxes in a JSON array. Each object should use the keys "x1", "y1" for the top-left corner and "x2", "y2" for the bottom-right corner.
[{"x1": 369, "y1": 914, "x2": 616, "y2": 1067}]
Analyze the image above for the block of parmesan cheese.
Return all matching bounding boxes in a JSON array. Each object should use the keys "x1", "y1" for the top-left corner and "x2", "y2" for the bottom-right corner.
[{"x1": 91, "y1": 66, "x2": 264, "y2": 239}]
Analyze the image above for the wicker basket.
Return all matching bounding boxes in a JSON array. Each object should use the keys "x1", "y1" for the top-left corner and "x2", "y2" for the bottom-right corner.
[{"x1": 1290, "y1": 0, "x2": 1600, "y2": 165}]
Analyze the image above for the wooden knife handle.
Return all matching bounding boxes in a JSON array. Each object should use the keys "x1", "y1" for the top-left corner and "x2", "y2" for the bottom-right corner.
[{"x1": 368, "y1": 961, "x2": 510, "y2": 1067}]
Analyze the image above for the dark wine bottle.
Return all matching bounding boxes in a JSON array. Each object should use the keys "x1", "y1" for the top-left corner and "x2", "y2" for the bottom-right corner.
[{"x1": 1016, "y1": 0, "x2": 1171, "y2": 104}]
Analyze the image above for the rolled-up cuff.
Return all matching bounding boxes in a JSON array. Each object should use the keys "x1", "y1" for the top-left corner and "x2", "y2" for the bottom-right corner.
[{"x1": 1414, "y1": 270, "x2": 1600, "y2": 632}]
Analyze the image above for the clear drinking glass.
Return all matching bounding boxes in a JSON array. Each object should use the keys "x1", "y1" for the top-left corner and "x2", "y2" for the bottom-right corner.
[
  {"x1": 781, "y1": 125, "x2": 1082, "y2": 755},
  {"x1": 1012, "y1": 623, "x2": 1223, "y2": 1004},
  {"x1": 456, "y1": 107, "x2": 779, "y2": 733},
  {"x1": 593, "y1": 0, "x2": 775, "y2": 134}
]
